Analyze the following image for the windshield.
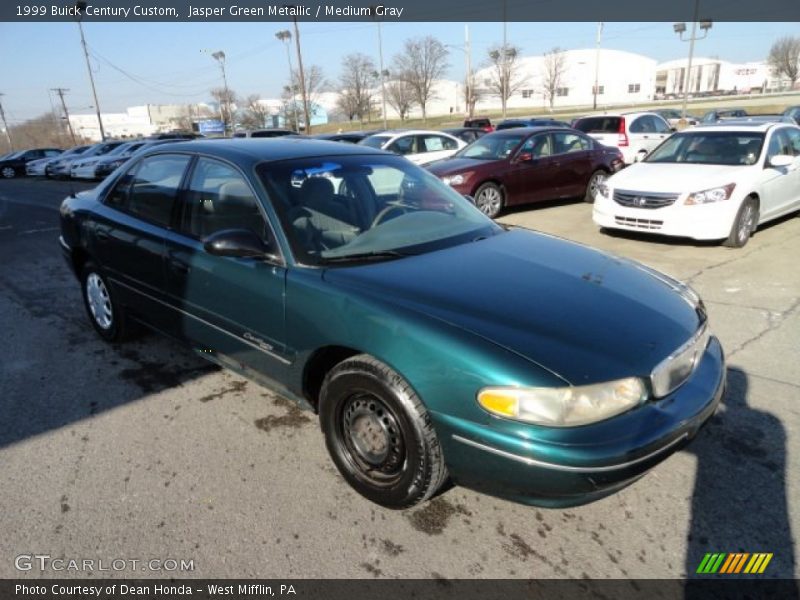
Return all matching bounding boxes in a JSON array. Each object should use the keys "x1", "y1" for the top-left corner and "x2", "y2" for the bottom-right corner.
[
  {"x1": 454, "y1": 133, "x2": 525, "y2": 160},
  {"x1": 256, "y1": 154, "x2": 500, "y2": 266},
  {"x1": 646, "y1": 131, "x2": 765, "y2": 165},
  {"x1": 357, "y1": 135, "x2": 390, "y2": 149}
]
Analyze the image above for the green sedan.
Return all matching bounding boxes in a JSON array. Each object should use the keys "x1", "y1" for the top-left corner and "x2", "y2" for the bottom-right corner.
[{"x1": 60, "y1": 139, "x2": 725, "y2": 509}]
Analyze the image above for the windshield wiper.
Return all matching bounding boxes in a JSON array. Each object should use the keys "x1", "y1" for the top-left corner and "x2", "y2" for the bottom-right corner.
[{"x1": 320, "y1": 250, "x2": 412, "y2": 264}]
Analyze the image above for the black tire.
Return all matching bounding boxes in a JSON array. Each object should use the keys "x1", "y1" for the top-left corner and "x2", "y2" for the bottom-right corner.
[
  {"x1": 473, "y1": 182, "x2": 504, "y2": 219},
  {"x1": 80, "y1": 261, "x2": 134, "y2": 342},
  {"x1": 319, "y1": 354, "x2": 448, "y2": 509},
  {"x1": 723, "y1": 197, "x2": 758, "y2": 248},
  {"x1": 584, "y1": 170, "x2": 607, "y2": 203},
  {"x1": 1, "y1": 166, "x2": 16, "y2": 179}
]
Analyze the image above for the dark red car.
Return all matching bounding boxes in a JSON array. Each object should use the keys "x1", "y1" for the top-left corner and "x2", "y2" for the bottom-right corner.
[{"x1": 427, "y1": 127, "x2": 624, "y2": 218}]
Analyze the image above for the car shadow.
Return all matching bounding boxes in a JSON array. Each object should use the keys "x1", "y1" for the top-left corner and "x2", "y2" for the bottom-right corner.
[{"x1": 683, "y1": 367, "x2": 798, "y2": 596}]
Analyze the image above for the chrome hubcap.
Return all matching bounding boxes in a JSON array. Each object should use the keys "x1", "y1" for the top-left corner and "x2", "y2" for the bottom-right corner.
[
  {"x1": 1, "y1": 167, "x2": 14, "y2": 178},
  {"x1": 477, "y1": 187, "x2": 501, "y2": 215},
  {"x1": 738, "y1": 205, "x2": 754, "y2": 243},
  {"x1": 86, "y1": 273, "x2": 113, "y2": 329},
  {"x1": 342, "y1": 395, "x2": 404, "y2": 481},
  {"x1": 589, "y1": 173, "x2": 606, "y2": 197}
]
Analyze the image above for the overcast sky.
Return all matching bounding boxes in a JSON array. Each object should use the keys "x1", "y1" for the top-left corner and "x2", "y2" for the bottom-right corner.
[{"x1": 1, "y1": 21, "x2": 797, "y2": 123}]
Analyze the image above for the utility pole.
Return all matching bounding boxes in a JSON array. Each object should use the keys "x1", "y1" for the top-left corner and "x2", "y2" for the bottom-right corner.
[
  {"x1": 210, "y1": 51, "x2": 231, "y2": 131},
  {"x1": 52, "y1": 88, "x2": 77, "y2": 145},
  {"x1": 593, "y1": 22, "x2": 603, "y2": 110},
  {"x1": 0, "y1": 94, "x2": 13, "y2": 151},
  {"x1": 502, "y1": 0, "x2": 508, "y2": 118},
  {"x1": 275, "y1": 30, "x2": 301, "y2": 132},
  {"x1": 291, "y1": 15, "x2": 311, "y2": 134},
  {"x1": 75, "y1": 2, "x2": 106, "y2": 141},
  {"x1": 374, "y1": 13, "x2": 388, "y2": 130},
  {"x1": 465, "y1": 24, "x2": 473, "y2": 118}
]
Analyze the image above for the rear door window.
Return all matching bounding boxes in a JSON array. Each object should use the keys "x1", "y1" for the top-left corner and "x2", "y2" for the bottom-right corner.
[{"x1": 573, "y1": 117, "x2": 621, "y2": 133}]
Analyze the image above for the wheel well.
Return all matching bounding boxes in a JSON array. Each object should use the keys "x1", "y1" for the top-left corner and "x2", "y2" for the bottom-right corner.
[
  {"x1": 471, "y1": 179, "x2": 504, "y2": 197},
  {"x1": 302, "y1": 345, "x2": 361, "y2": 411},
  {"x1": 71, "y1": 247, "x2": 90, "y2": 277}
]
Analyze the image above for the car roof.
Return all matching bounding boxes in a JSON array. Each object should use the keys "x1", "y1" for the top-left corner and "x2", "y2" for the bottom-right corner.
[
  {"x1": 483, "y1": 126, "x2": 572, "y2": 136},
  {"x1": 144, "y1": 137, "x2": 387, "y2": 164},
  {"x1": 679, "y1": 122, "x2": 793, "y2": 133}
]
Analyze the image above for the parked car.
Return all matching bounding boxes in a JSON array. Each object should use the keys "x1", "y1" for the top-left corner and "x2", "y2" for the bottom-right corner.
[
  {"x1": 441, "y1": 127, "x2": 488, "y2": 144},
  {"x1": 427, "y1": 128, "x2": 624, "y2": 217},
  {"x1": 495, "y1": 118, "x2": 572, "y2": 130},
  {"x1": 700, "y1": 108, "x2": 748, "y2": 123},
  {"x1": 0, "y1": 147, "x2": 62, "y2": 178},
  {"x1": 53, "y1": 140, "x2": 126, "y2": 179},
  {"x1": 26, "y1": 156, "x2": 59, "y2": 177},
  {"x1": 572, "y1": 112, "x2": 673, "y2": 164},
  {"x1": 358, "y1": 130, "x2": 467, "y2": 165},
  {"x1": 655, "y1": 109, "x2": 699, "y2": 128},
  {"x1": 90, "y1": 139, "x2": 180, "y2": 180},
  {"x1": 59, "y1": 138, "x2": 724, "y2": 509},
  {"x1": 782, "y1": 105, "x2": 800, "y2": 125},
  {"x1": 71, "y1": 141, "x2": 145, "y2": 180},
  {"x1": 45, "y1": 145, "x2": 92, "y2": 178},
  {"x1": 463, "y1": 116, "x2": 493, "y2": 131},
  {"x1": 593, "y1": 121, "x2": 800, "y2": 248},
  {"x1": 310, "y1": 131, "x2": 377, "y2": 144},
  {"x1": 232, "y1": 128, "x2": 298, "y2": 138}
]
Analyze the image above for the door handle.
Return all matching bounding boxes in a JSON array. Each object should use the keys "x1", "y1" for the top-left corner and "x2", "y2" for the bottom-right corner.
[
  {"x1": 642, "y1": 135, "x2": 650, "y2": 139},
  {"x1": 168, "y1": 258, "x2": 190, "y2": 275}
]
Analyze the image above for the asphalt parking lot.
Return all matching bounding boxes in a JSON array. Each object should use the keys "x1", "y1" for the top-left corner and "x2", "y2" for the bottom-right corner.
[{"x1": 0, "y1": 177, "x2": 797, "y2": 580}]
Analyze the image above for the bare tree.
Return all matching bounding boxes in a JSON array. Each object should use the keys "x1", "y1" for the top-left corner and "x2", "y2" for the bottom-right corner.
[
  {"x1": 392, "y1": 36, "x2": 449, "y2": 121},
  {"x1": 1, "y1": 112, "x2": 77, "y2": 153},
  {"x1": 485, "y1": 44, "x2": 529, "y2": 116},
  {"x1": 768, "y1": 35, "x2": 800, "y2": 88},
  {"x1": 210, "y1": 87, "x2": 237, "y2": 130},
  {"x1": 280, "y1": 66, "x2": 327, "y2": 130},
  {"x1": 541, "y1": 47, "x2": 567, "y2": 109},
  {"x1": 385, "y1": 79, "x2": 416, "y2": 121},
  {"x1": 337, "y1": 53, "x2": 377, "y2": 123},
  {"x1": 239, "y1": 95, "x2": 272, "y2": 130}
]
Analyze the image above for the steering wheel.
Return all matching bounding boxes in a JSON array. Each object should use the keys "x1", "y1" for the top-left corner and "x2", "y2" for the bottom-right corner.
[{"x1": 371, "y1": 202, "x2": 412, "y2": 227}]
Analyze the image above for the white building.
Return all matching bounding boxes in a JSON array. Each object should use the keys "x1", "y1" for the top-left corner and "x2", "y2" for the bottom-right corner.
[
  {"x1": 70, "y1": 103, "x2": 214, "y2": 140},
  {"x1": 655, "y1": 57, "x2": 775, "y2": 96}
]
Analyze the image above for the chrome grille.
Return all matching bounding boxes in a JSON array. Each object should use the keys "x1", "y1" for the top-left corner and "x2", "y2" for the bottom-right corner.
[
  {"x1": 614, "y1": 189, "x2": 679, "y2": 209},
  {"x1": 615, "y1": 216, "x2": 663, "y2": 230}
]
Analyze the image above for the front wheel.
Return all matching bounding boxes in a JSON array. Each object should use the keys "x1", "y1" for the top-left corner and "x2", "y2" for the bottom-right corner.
[
  {"x1": 319, "y1": 355, "x2": 448, "y2": 509},
  {"x1": 723, "y1": 197, "x2": 758, "y2": 248},
  {"x1": 1, "y1": 166, "x2": 16, "y2": 178},
  {"x1": 584, "y1": 170, "x2": 607, "y2": 203},
  {"x1": 473, "y1": 182, "x2": 504, "y2": 219}
]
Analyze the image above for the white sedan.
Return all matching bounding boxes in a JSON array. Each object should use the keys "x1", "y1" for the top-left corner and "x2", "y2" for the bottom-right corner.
[
  {"x1": 593, "y1": 122, "x2": 800, "y2": 247},
  {"x1": 358, "y1": 130, "x2": 467, "y2": 165}
]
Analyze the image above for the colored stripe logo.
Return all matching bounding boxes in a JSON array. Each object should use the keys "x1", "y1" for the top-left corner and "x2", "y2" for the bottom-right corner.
[{"x1": 696, "y1": 552, "x2": 773, "y2": 574}]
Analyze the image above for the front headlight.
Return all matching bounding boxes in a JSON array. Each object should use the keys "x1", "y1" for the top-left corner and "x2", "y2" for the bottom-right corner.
[
  {"x1": 685, "y1": 183, "x2": 735, "y2": 205},
  {"x1": 477, "y1": 377, "x2": 647, "y2": 427},
  {"x1": 442, "y1": 173, "x2": 471, "y2": 186}
]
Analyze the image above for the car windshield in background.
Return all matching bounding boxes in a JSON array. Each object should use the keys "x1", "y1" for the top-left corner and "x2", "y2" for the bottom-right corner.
[
  {"x1": 257, "y1": 155, "x2": 499, "y2": 266},
  {"x1": 573, "y1": 116, "x2": 622, "y2": 133},
  {"x1": 645, "y1": 132, "x2": 765, "y2": 165},
  {"x1": 357, "y1": 136, "x2": 390, "y2": 149},
  {"x1": 454, "y1": 134, "x2": 526, "y2": 160}
]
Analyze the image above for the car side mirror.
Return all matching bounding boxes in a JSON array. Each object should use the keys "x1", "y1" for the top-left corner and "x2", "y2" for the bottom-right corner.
[
  {"x1": 203, "y1": 229, "x2": 278, "y2": 261},
  {"x1": 768, "y1": 154, "x2": 794, "y2": 168},
  {"x1": 669, "y1": 127, "x2": 677, "y2": 133}
]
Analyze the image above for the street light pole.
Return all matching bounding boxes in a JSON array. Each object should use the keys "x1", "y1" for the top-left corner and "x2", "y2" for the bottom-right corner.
[
  {"x1": 211, "y1": 51, "x2": 231, "y2": 132},
  {"x1": 289, "y1": 14, "x2": 311, "y2": 134},
  {"x1": 275, "y1": 30, "x2": 301, "y2": 131},
  {"x1": 375, "y1": 18, "x2": 388, "y2": 130},
  {"x1": 674, "y1": 0, "x2": 712, "y2": 120},
  {"x1": 593, "y1": 22, "x2": 603, "y2": 110},
  {"x1": 75, "y1": 2, "x2": 106, "y2": 141}
]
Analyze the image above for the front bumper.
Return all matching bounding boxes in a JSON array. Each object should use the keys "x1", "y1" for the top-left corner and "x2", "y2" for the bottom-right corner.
[
  {"x1": 593, "y1": 193, "x2": 740, "y2": 241},
  {"x1": 433, "y1": 336, "x2": 725, "y2": 507}
]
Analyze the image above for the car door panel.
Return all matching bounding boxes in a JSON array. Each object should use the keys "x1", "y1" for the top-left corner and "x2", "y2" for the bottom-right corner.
[
  {"x1": 163, "y1": 157, "x2": 289, "y2": 381},
  {"x1": 758, "y1": 129, "x2": 795, "y2": 220}
]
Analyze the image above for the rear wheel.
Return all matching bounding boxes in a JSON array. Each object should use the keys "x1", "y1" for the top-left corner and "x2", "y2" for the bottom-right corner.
[
  {"x1": 723, "y1": 197, "x2": 758, "y2": 248},
  {"x1": 474, "y1": 182, "x2": 504, "y2": 218},
  {"x1": 1, "y1": 166, "x2": 16, "y2": 178},
  {"x1": 80, "y1": 262, "x2": 134, "y2": 342},
  {"x1": 320, "y1": 354, "x2": 448, "y2": 509},
  {"x1": 584, "y1": 170, "x2": 607, "y2": 203}
]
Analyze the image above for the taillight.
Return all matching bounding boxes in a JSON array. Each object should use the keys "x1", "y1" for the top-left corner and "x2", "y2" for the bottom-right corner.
[{"x1": 617, "y1": 117, "x2": 628, "y2": 147}]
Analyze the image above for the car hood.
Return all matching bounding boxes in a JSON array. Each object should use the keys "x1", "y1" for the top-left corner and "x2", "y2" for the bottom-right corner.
[
  {"x1": 609, "y1": 163, "x2": 746, "y2": 193},
  {"x1": 427, "y1": 157, "x2": 497, "y2": 176},
  {"x1": 323, "y1": 229, "x2": 703, "y2": 385}
]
